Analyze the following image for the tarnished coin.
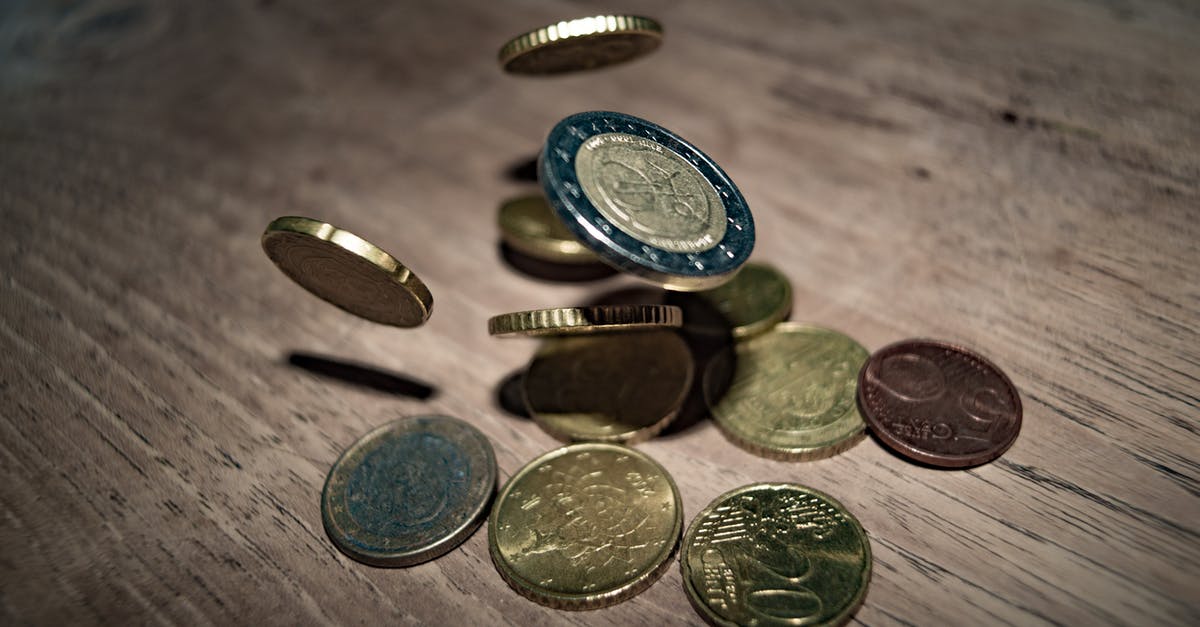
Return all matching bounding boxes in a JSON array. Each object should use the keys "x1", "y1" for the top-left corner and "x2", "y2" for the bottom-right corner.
[
  {"x1": 488, "y1": 304, "x2": 682, "y2": 337},
  {"x1": 695, "y1": 262, "x2": 792, "y2": 339},
  {"x1": 858, "y1": 339, "x2": 1022, "y2": 468},
  {"x1": 489, "y1": 443, "x2": 682, "y2": 609},
  {"x1": 540, "y1": 111, "x2": 755, "y2": 291},
  {"x1": 498, "y1": 195, "x2": 600, "y2": 264},
  {"x1": 321, "y1": 415, "x2": 496, "y2": 567},
  {"x1": 261, "y1": 216, "x2": 432, "y2": 327},
  {"x1": 706, "y1": 324, "x2": 869, "y2": 460},
  {"x1": 524, "y1": 330, "x2": 693, "y2": 442},
  {"x1": 499, "y1": 15, "x2": 663, "y2": 75},
  {"x1": 682, "y1": 483, "x2": 871, "y2": 627}
]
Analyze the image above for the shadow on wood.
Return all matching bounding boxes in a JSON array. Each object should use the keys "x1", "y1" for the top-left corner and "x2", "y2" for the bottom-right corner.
[{"x1": 286, "y1": 352, "x2": 437, "y2": 400}]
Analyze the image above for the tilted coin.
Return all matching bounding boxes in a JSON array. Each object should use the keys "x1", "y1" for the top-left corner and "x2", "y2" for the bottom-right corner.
[
  {"x1": 524, "y1": 330, "x2": 693, "y2": 443},
  {"x1": 682, "y1": 483, "x2": 871, "y2": 627},
  {"x1": 706, "y1": 324, "x2": 869, "y2": 460},
  {"x1": 489, "y1": 443, "x2": 682, "y2": 609},
  {"x1": 540, "y1": 111, "x2": 755, "y2": 291},
  {"x1": 261, "y1": 216, "x2": 432, "y2": 327},
  {"x1": 321, "y1": 415, "x2": 496, "y2": 567},
  {"x1": 488, "y1": 304, "x2": 682, "y2": 337},
  {"x1": 498, "y1": 194, "x2": 601, "y2": 264},
  {"x1": 693, "y1": 262, "x2": 793, "y2": 339},
  {"x1": 858, "y1": 339, "x2": 1022, "y2": 468},
  {"x1": 499, "y1": 15, "x2": 663, "y2": 75}
]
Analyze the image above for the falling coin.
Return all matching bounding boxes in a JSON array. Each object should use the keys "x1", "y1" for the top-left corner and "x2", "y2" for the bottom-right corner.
[
  {"x1": 488, "y1": 304, "x2": 682, "y2": 337},
  {"x1": 498, "y1": 194, "x2": 601, "y2": 264},
  {"x1": 691, "y1": 262, "x2": 793, "y2": 339},
  {"x1": 499, "y1": 15, "x2": 663, "y2": 75}
]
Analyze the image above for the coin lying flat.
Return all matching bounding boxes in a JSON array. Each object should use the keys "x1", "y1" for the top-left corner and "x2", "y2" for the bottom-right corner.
[
  {"x1": 489, "y1": 443, "x2": 682, "y2": 609},
  {"x1": 498, "y1": 195, "x2": 600, "y2": 264},
  {"x1": 261, "y1": 216, "x2": 432, "y2": 327},
  {"x1": 694, "y1": 262, "x2": 792, "y2": 339},
  {"x1": 682, "y1": 484, "x2": 871, "y2": 627},
  {"x1": 499, "y1": 15, "x2": 663, "y2": 75},
  {"x1": 321, "y1": 415, "x2": 496, "y2": 567},
  {"x1": 540, "y1": 111, "x2": 755, "y2": 291},
  {"x1": 524, "y1": 330, "x2": 693, "y2": 443},
  {"x1": 706, "y1": 324, "x2": 869, "y2": 460},
  {"x1": 488, "y1": 304, "x2": 682, "y2": 337},
  {"x1": 858, "y1": 339, "x2": 1022, "y2": 468}
]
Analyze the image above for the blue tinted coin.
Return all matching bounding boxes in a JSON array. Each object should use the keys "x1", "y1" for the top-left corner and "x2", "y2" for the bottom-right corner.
[
  {"x1": 539, "y1": 111, "x2": 755, "y2": 291},
  {"x1": 321, "y1": 415, "x2": 497, "y2": 566}
]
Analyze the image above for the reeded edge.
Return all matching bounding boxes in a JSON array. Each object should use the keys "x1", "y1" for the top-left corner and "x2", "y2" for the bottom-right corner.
[
  {"x1": 261, "y1": 216, "x2": 433, "y2": 326},
  {"x1": 498, "y1": 15, "x2": 663, "y2": 70},
  {"x1": 497, "y1": 195, "x2": 602, "y2": 264},
  {"x1": 321, "y1": 415, "x2": 498, "y2": 567},
  {"x1": 722, "y1": 262, "x2": 794, "y2": 339},
  {"x1": 857, "y1": 338, "x2": 1023, "y2": 469},
  {"x1": 681, "y1": 483, "x2": 873, "y2": 627},
  {"x1": 488, "y1": 305, "x2": 683, "y2": 337},
  {"x1": 488, "y1": 443, "x2": 683, "y2": 610}
]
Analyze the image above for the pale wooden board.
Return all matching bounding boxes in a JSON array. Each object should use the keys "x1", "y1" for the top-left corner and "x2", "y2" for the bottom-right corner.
[{"x1": 1, "y1": 0, "x2": 1197, "y2": 624}]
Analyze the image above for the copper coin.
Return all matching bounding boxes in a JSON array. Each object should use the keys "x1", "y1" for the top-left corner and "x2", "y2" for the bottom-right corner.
[{"x1": 858, "y1": 339, "x2": 1021, "y2": 468}]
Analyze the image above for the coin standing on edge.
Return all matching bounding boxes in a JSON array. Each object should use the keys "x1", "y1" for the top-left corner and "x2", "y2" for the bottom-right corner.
[
  {"x1": 261, "y1": 216, "x2": 433, "y2": 327},
  {"x1": 540, "y1": 111, "x2": 755, "y2": 291},
  {"x1": 706, "y1": 324, "x2": 869, "y2": 460},
  {"x1": 498, "y1": 194, "x2": 601, "y2": 264},
  {"x1": 489, "y1": 443, "x2": 683, "y2": 609},
  {"x1": 322, "y1": 415, "x2": 497, "y2": 567},
  {"x1": 488, "y1": 304, "x2": 682, "y2": 337},
  {"x1": 694, "y1": 262, "x2": 792, "y2": 339},
  {"x1": 499, "y1": 15, "x2": 663, "y2": 75},
  {"x1": 682, "y1": 483, "x2": 871, "y2": 627},
  {"x1": 858, "y1": 339, "x2": 1022, "y2": 468}
]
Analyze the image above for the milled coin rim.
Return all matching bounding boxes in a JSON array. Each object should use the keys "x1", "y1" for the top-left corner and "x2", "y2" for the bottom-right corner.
[
  {"x1": 498, "y1": 15, "x2": 663, "y2": 73},
  {"x1": 487, "y1": 304, "x2": 682, "y2": 337}
]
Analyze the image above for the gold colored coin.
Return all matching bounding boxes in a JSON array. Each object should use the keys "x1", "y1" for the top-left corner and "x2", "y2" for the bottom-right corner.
[
  {"x1": 498, "y1": 195, "x2": 600, "y2": 264},
  {"x1": 498, "y1": 15, "x2": 663, "y2": 75},
  {"x1": 489, "y1": 443, "x2": 682, "y2": 609},
  {"x1": 261, "y1": 217, "x2": 432, "y2": 327},
  {"x1": 695, "y1": 262, "x2": 793, "y2": 339},
  {"x1": 488, "y1": 305, "x2": 681, "y2": 337},
  {"x1": 681, "y1": 483, "x2": 871, "y2": 627},
  {"x1": 524, "y1": 330, "x2": 693, "y2": 443},
  {"x1": 705, "y1": 323, "x2": 868, "y2": 460}
]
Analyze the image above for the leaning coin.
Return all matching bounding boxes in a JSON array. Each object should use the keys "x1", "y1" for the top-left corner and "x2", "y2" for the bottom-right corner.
[
  {"x1": 692, "y1": 262, "x2": 792, "y2": 339},
  {"x1": 261, "y1": 216, "x2": 432, "y2": 327},
  {"x1": 321, "y1": 415, "x2": 496, "y2": 567},
  {"x1": 489, "y1": 443, "x2": 682, "y2": 609},
  {"x1": 682, "y1": 483, "x2": 871, "y2": 627},
  {"x1": 524, "y1": 330, "x2": 693, "y2": 443},
  {"x1": 498, "y1": 194, "x2": 601, "y2": 264},
  {"x1": 488, "y1": 304, "x2": 681, "y2": 337},
  {"x1": 499, "y1": 15, "x2": 663, "y2": 75},
  {"x1": 540, "y1": 111, "x2": 755, "y2": 291},
  {"x1": 858, "y1": 339, "x2": 1022, "y2": 468},
  {"x1": 706, "y1": 324, "x2": 869, "y2": 460}
]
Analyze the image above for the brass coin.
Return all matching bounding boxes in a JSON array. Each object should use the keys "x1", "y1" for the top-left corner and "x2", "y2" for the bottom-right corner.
[
  {"x1": 498, "y1": 195, "x2": 600, "y2": 264},
  {"x1": 488, "y1": 304, "x2": 682, "y2": 337},
  {"x1": 705, "y1": 323, "x2": 868, "y2": 460},
  {"x1": 261, "y1": 216, "x2": 432, "y2": 327},
  {"x1": 681, "y1": 483, "x2": 871, "y2": 627},
  {"x1": 695, "y1": 262, "x2": 793, "y2": 339},
  {"x1": 524, "y1": 330, "x2": 693, "y2": 443},
  {"x1": 498, "y1": 15, "x2": 663, "y2": 75},
  {"x1": 489, "y1": 443, "x2": 682, "y2": 609}
]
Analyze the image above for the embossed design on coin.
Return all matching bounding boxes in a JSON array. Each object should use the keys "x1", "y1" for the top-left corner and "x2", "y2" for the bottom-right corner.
[
  {"x1": 858, "y1": 339, "x2": 1022, "y2": 468},
  {"x1": 489, "y1": 443, "x2": 682, "y2": 609},
  {"x1": 682, "y1": 484, "x2": 871, "y2": 627},
  {"x1": 694, "y1": 262, "x2": 793, "y2": 339},
  {"x1": 498, "y1": 15, "x2": 663, "y2": 75}
]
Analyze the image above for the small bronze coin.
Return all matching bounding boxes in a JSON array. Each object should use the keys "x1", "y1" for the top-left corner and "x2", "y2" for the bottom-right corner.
[
  {"x1": 858, "y1": 339, "x2": 1022, "y2": 468},
  {"x1": 497, "y1": 195, "x2": 600, "y2": 264},
  {"x1": 498, "y1": 15, "x2": 663, "y2": 75},
  {"x1": 488, "y1": 304, "x2": 682, "y2": 337}
]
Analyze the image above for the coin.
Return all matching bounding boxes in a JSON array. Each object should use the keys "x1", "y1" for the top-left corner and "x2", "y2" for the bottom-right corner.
[
  {"x1": 524, "y1": 330, "x2": 693, "y2": 442},
  {"x1": 499, "y1": 15, "x2": 663, "y2": 75},
  {"x1": 488, "y1": 304, "x2": 682, "y2": 337},
  {"x1": 540, "y1": 111, "x2": 755, "y2": 291},
  {"x1": 261, "y1": 216, "x2": 432, "y2": 327},
  {"x1": 858, "y1": 339, "x2": 1022, "y2": 468},
  {"x1": 694, "y1": 262, "x2": 792, "y2": 339},
  {"x1": 498, "y1": 194, "x2": 600, "y2": 264},
  {"x1": 321, "y1": 415, "x2": 496, "y2": 567},
  {"x1": 706, "y1": 324, "x2": 869, "y2": 460},
  {"x1": 489, "y1": 443, "x2": 682, "y2": 609},
  {"x1": 682, "y1": 483, "x2": 871, "y2": 627}
]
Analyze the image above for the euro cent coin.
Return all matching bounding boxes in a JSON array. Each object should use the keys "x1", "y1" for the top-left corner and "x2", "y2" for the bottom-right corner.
[
  {"x1": 488, "y1": 304, "x2": 682, "y2": 337},
  {"x1": 498, "y1": 194, "x2": 601, "y2": 264},
  {"x1": 499, "y1": 15, "x2": 663, "y2": 75},
  {"x1": 694, "y1": 262, "x2": 792, "y2": 339}
]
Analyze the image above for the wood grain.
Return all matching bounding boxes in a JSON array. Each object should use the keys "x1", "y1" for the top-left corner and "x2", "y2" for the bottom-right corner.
[{"x1": 1, "y1": 0, "x2": 1197, "y2": 624}]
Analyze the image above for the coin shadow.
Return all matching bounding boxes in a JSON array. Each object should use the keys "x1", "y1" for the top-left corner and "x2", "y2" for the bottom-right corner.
[
  {"x1": 498, "y1": 242, "x2": 618, "y2": 283},
  {"x1": 286, "y1": 352, "x2": 437, "y2": 400},
  {"x1": 504, "y1": 155, "x2": 539, "y2": 182},
  {"x1": 660, "y1": 292, "x2": 738, "y2": 438},
  {"x1": 494, "y1": 368, "x2": 532, "y2": 420}
]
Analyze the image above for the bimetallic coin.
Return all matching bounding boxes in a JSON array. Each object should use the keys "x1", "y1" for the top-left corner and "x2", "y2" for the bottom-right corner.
[
  {"x1": 540, "y1": 111, "x2": 755, "y2": 291},
  {"x1": 682, "y1": 484, "x2": 871, "y2": 627},
  {"x1": 321, "y1": 415, "x2": 496, "y2": 567},
  {"x1": 498, "y1": 195, "x2": 600, "y2": 264},
  {"x1": 695, "y1": 262, "x2": 792, "y2": 339},
  {"x1": 488, "y1": 304, "x2": 682, "y2": 337},
  {"x1": 261, "y1": 217, "x2": 432, "y2": 327},
  {"x1": 706, "y1": 324, "x2": 869, "y2": 460},
  {"x1": 524, "y1": 330, "x2": 693, "y2": 443},
  {"x1": 489, "y1": 443, "x2": 682, "y2": 609},
  {"x1": 499, "y1": 15, "x2": 663, "y2": 75},
  {"x1": 858, "y1": 339, "x2": 1022, "y2": 468}
]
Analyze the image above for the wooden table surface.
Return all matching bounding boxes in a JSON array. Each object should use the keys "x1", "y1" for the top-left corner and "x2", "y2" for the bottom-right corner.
[{"x1": 2, "y1": 0, "x2": 1197, "y2": 624}]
